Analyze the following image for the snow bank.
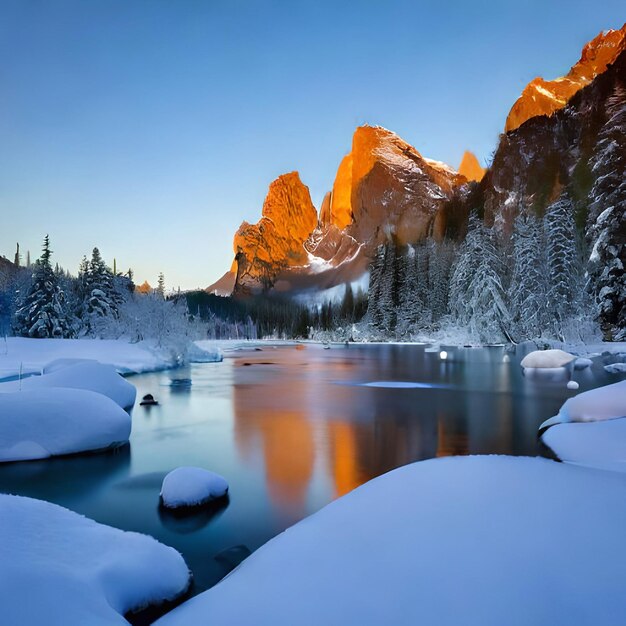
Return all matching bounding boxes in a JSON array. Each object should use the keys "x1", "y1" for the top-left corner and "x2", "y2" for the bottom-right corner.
[
  {"x1": 0, "y1": 337, "x2": 176, "y2": 380},
  {"x1": 0, "y1": 494, "x2": 190, "y2": 625},
  {"x1": 156, "y1": 456, "x2": 626, "y2": 626},
  {"x1": 188, "y1": 341, "x2": 223, "y2": 363},
  {"x1": 540, "y1": 380, "x2": 626, "y2": 471},
  {"x1": 542, "y1": 418, "x2": 626, "y2": 472},
  {"x1": 0, "y1": 361, "x2": 137, "y2": 409},
  {"x1": 520, "y1": 349, "x2": 576, "y2": 368},
  {"x1": 0, "y1": 388, "x2": 131, "y2": 462},
  {"x1": 161, "y1": 467, "x2": 229, "y2": 509}
]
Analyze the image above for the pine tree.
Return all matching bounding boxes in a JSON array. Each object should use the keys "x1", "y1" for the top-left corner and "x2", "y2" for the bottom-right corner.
[
  {"x1": 157, "y1": 273, "x2": 165, "y2": 298},
  {"x1": 586, "y1": 82, "x2": 626, "y2": 339},
  {"x1": 14, "y1": 235, "x2": 73, "y2": 338},
  {"x1": 26, "y1": 251, "x2": 31, "y2": 268},
  {"x1": 544, "y1": 194, "x2": 584, "y2": 340},
  {"x1": 508, "y1": 213, "x2": 548, "y2": 340},
  {"x1": 14, "y1": 243, "x2": 20, "y2": 267},
  {"x1": 85, "y1": 247, "x2": 117, "y2": 321}
]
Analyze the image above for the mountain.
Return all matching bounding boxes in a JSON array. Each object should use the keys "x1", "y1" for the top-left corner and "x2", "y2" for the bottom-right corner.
[
  {"x1": 458, "y1": 151, "x2": 485, "y2": 182},
  {"x1": 209, "y1": 125, "x2": 471, "y2": 296},
  {"x1": 505, "y1": 24, "x2": 626, "y2": 132}
]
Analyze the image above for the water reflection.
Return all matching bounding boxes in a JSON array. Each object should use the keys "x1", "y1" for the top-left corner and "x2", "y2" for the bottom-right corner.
[
  {"x1": 229, "y1": 344, "x2": 575, "y2": 521},
  {"x1": 158, "y1": 496, "x2": 230, "y2": 534}
]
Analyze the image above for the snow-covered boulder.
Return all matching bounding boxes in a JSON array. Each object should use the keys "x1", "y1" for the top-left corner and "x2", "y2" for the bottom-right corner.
[
  {"x1": 0, "y1": 361, "x2": 136, "y2": 409},
  {"x1": 0, "y1": 494, "x2": 190, "y2": 625},
  {"x1": 0, "y1": 388, "x2": 131, "y2": 462},
  {"x1": 540, "y1": 380, "x2": 626, "y2": 471},
  {"x1": 574, "y1": 357, "x2": 593, "y2": 370},
  {"x1": 155, "y1": 456, "x2": 626, "y2": 626},
  {"x1": 520, "y1": 349, "x2": 576, "y2": 368},
  {"x1": 605, "y1": 363, "x2": 626, "y2": 374},
  {"x1": 161, "y1": 467, "x2": 229, "y2": 509}
]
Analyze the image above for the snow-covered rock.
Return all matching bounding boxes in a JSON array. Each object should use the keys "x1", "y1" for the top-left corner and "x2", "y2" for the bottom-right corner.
[
  {"x1": 0, "y1": 494, "x2": 190, "y2": 625},
  {"x1": 161, "y1": 467, "x2": 229, "y2": 509},
  {"x1": 574, "y1": 357, "x2": 593, "y2": 370},
  {"x1": 155, "y1": 456, "x2": 626, "y2": 626},
  {"x1": 605, "y1": 363, "x2": 626, "y2": 374},
  {"x1": 566, "y1": 380, "x2": 579, "y2": 390},
  {"x1": 0, "y1": 361, "x2": 136, "y2": 409},
  {"x1": 520, "y1": 349, "x2": 576, "y2": 368},
  {"x1": 0, "y1": 388, "x2": 131, "y2": 462}
]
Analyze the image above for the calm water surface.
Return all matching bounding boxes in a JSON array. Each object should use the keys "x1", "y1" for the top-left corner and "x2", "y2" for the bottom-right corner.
[{"x1": 0, "y1": 343, "x2": 621, "y2": 607}]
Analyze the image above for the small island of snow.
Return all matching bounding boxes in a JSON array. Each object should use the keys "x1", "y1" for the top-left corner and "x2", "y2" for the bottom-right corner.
[{"x1": 161, "y1": 467, "x2": 229, "y2": 509}]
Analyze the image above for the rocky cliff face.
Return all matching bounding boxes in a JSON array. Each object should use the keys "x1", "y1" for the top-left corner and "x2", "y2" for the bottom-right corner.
[
  {"x1": 505, "y1": 24, "x2": 626, "y2": 132},
  {"x1": 479, "y1": 47, "x2": 626, "y2": 234},
  {"x1": 233, "y1": 172, "x2": 318, "y2": 295},
  {"x1": 326, "y1": 126, "x2": 466, "y2": 247}
]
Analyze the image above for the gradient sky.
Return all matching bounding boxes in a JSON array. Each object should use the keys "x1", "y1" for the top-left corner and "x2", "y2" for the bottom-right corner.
[{"x1": 1, "y1": 1, "x2": 624, "y2": 290}]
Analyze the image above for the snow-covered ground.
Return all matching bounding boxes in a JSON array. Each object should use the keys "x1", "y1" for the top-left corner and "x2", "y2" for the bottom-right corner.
[
  {"x1": 156, "y1": 455, "x2": 626, "y2": 626},
  {"x1": 161, "y1": 467, "x2": 229, "y2": 508},
  {"x1": 0, "y1": 388, "x2": 131, "y2": 462},
  {"x1": 0, "y1": 494, "x2": 190, "y2": 625}
]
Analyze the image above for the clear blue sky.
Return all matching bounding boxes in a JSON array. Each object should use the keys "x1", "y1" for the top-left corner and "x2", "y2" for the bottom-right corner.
[{"x1": 1, "y1": 1, "x2": 624, "y2": 289}]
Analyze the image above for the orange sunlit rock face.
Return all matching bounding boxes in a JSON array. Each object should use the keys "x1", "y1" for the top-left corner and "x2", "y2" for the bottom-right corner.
[
  {"x1": 328, "y1": 125, "x2": 466, "y2": 246},
  {"x1": 211, "y1": 126, "x2": 471, "y2": 295},
  {"x1": 136, "y1": 281, "x2": 152, "y2": 294},
  {"x1": 458, "y1": 151, "x2": 485, "y2": 183},
  {"x1": 233, "y1": 171, "x2": 317, "y2": 295},
  {"x1": 505, "y1": 24, "x2": 626, "y2": 132}
]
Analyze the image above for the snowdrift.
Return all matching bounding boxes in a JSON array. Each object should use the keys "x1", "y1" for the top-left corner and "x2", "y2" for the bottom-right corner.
[
  {"x1": 0, "y1": 388, "x2": 131, "y2": 462},
  {"x1": 0, "y1": 494, "x2": 190, "y2": 625},
  {"x1": 156, "y1": 456, "x2": 626, "y2": 626}
]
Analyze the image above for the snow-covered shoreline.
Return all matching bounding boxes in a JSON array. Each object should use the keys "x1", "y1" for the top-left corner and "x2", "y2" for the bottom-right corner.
[{"x1": 0, "y1": 337, "x2": 222, "y2": 382}]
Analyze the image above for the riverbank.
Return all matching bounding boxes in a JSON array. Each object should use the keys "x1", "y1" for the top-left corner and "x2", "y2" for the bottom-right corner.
[{"x1": 0, "y1": 337, "x2": 223, "y2": 382}]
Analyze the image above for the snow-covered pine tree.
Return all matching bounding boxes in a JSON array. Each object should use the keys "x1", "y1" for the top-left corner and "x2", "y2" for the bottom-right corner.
[
  {"x1": 14, "y1": 235, "x2": 73, "y2": 338},
  {"x1": 157, "y1": 273, "x2": 165, "y2": 298},
  {"x1": 85, "y1": 247, "x2": 117, "y2": 319},
  {"x1": 449, "y1": 215, "x2": 511, "y2": 343},
  {"x1": 396, "y1": 245, "x2": 421, "y2": 337},
  {"x1": 544, "y1": 194, "x2": 584, "y2": 340},
  {"x1": 508, "y1": 213, "x2": 548, "y2": 340},
  {"x1": 586, "y1": 82, "x2": 626, "y2": 340}
]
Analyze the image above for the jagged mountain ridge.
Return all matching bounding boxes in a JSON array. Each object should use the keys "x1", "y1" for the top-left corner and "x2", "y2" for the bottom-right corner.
[
  {"x1": 505, "y1": 24, "x2": 626, "y2": 132},
  {"x1": 210, "y1": 126, "x2": 474, "y2": 296}
]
